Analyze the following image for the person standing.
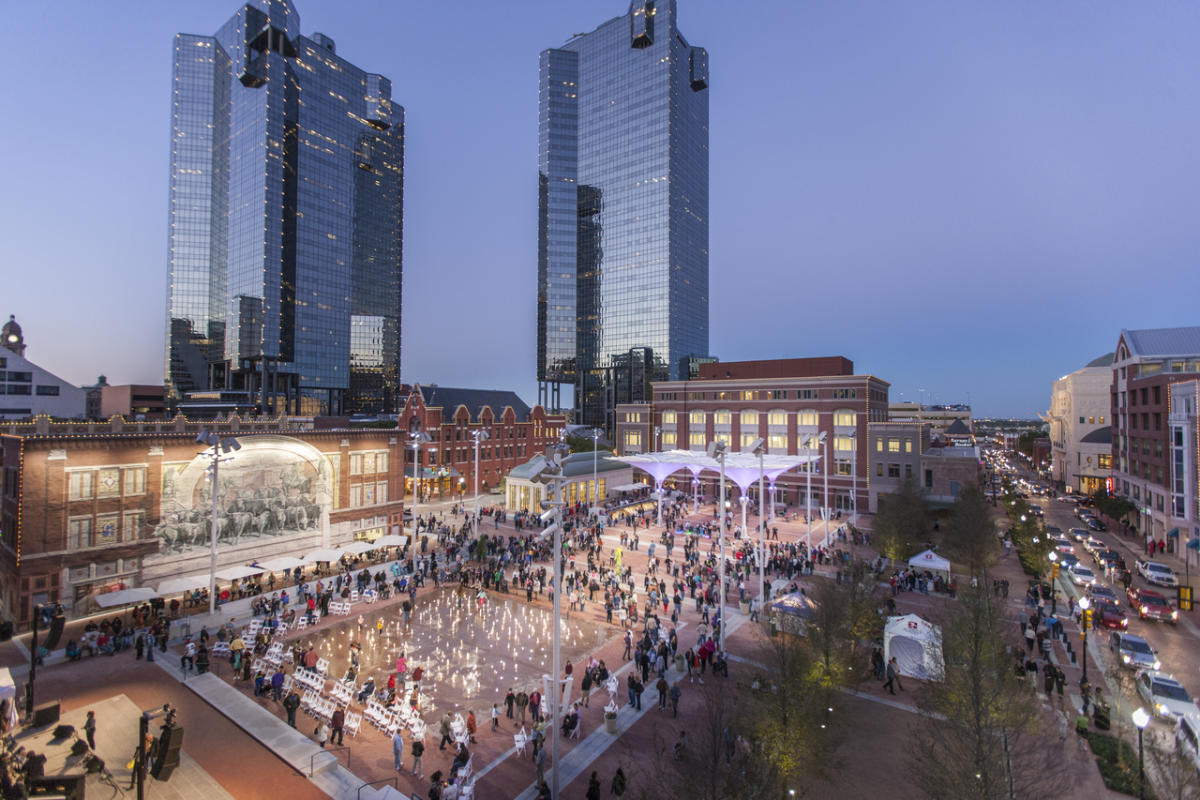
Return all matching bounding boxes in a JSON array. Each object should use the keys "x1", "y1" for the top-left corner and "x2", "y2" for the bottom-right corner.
[
  {"x1": 411, "y1": 737, "x2": 424, "y2": 779},
  {"x1": 283, "y1": 690, "x2": 301, "y2": 728},
  {"x1": 315, "y1": 721, "x2": 330, "y2": 749},
  {"x1": 83, "y1": 711, "x2": 96, "y2": 750},
  {"x1": 505, "y1": 688, "x2": 515, "y2": 719},
  {"x1": 392, "y1": 729, "x2": 405, "y2": 771},
  {"x1": 515, "y1": 691, "x2": 529, "y2": 727},
  {"x1": 466, "y1": 709, "x2": 477, "y2": 743},
  {"x1": 330, "y1": 707, "x2": 345, "y2": 746},
  {"x1": 534, "y1": 742, "x2": 548, "y2": 785},
  {"x1": 669, "y1": 684, "x2": 681, "y2": 718},
  {"x1": 586, "y1": 770, "x2": 601, "y2": 800},
  {"x1": 611, "y1": 766, "x2": 627, "y2": 797},
  {"x1": 884, "y1": 657, "x2": 902, "y2": 694}
]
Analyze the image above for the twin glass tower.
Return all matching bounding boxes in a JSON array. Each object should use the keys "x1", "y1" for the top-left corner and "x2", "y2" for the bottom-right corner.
[
  {"x1": 166, "y1": 0, "x2": 403, "y2": 416},
  {"x1": 537, "y1": 0, "x2": 711, "y2": 430}
]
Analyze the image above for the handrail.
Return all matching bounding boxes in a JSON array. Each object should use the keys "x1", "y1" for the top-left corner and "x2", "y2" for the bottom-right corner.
[
  {"x1": 310, "y1": 745, "x2": 350, "y2": 777},
  {"x1": 357, "y1": 777, "x2": 398, "y2": 799}
]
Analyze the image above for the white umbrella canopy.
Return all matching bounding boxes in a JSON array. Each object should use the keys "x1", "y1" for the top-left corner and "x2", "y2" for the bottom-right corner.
[
  {"x1": 94, "y1": 587, "x2": 159, "y2": 608},
  {"x1": 157, "y1": 574, "x2": 213, "y2": 596},
  {"x1": 303, "y1": 548, "x2": 344, "y2": 563},
  {"x1": 255, "y1": 556, "x2": 306, "y2": 572},
  {"x1": 214, "y1": 565, "x2": 266, "y2": 581},
  {"x1": 340, "y1": 541, "x2": 376, "y2": 556},
  {"x1": 372, "y1": 535, "x2": 408, "y2": 548}
]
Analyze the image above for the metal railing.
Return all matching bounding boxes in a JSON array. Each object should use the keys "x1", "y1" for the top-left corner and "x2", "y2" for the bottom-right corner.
[
  {"x1": 309, "y1": 745, "x2": 350, "y2": 777},
  {"x1": 357, "y1": 777, "x2": 398, "y2": 799}
]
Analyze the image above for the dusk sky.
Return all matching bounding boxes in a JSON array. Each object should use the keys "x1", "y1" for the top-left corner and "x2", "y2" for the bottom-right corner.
[{"x1": 3, "y1": 1, "x2": 1198, "y2": 418}]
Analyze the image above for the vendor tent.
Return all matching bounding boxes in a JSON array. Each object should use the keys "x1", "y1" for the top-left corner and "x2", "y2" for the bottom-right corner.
[
  {"x1": 769, "y1": 591, "x2": 819, "y2": 635},
  {"x1": 214, "y1": 565, "x2": 265, "y2": 581},
  {"x1": 255, "y1": 556, "x2": 306, "y2": 572},
  {"x1": 303, "y1": 548, "x2": 344, "y2": 563},
  {"x1": 373, "y1": 535, "x2": 409, "y2": 548},
  {"x1": 340, "y1": 541, "x2": 376, "y2": 556},
  {"x1": 883, "y1": 614, "x2": 944, "y2": 682},
  {"x1": 908, "y1": 549, "x2": 951, "y2": 581},
  {"x1": 94, "y1": 587, "x2": 158, "y2": 608},
  {"x1": 157, "y1": 574, "x2": 213, "y2": 596}
]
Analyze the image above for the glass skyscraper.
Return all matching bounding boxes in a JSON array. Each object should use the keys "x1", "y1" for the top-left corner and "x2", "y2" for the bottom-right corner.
[
  {"x1": 537, "y1": 0, "x2": 709, "y2": 431},
  {"x1": 166, "y1": 0, "x2": 403, "y2": 415}
]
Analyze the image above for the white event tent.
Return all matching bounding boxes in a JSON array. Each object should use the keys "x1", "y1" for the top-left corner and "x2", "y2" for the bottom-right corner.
[
  {"x1": 907, "y1": 549, "x2": 951, "y2": 581},
  {"x1": 884, "y1": 614, "x2": 945, "y2": 681}
]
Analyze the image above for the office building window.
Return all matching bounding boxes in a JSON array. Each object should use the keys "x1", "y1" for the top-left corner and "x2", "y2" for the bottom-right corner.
[
  {"x1": 714, "y1": 409, "x2": 732, "y2": 426},
  {"x1": 740, "y1": 410, "x2": 758, "y2": 427},
  {"x1": 833, "y1": 409, "x2": 856, "y2": 426},
  {"x1": 68, "y1": 517, "x2": 92, "y2": 549},
  {"x1": 68, "y1": 471, "x2": 93, "y2": 501},
  {"x1": 689, "y1": 409, "x2": 705, "y2": 425},
  {"x1": 888, "y1": 438, "x2": 901, "y2": 453},
  {"x1": 768, "y1": 409, "x2": 788, "y2": 427},
  {"x1": 123, "y1": 467, "x2": 146, "y2": 496},
  {"x1": 796, "y1": 409, "x2": 817, "y2": 427},
  {"x1": 661, "y1": 431, "x2": 676, "y2": 448},
  {"x1": 834, "y1": 436, "x2": 855, "y2": 452},
  {"x1": 661, "y1": 410, "x2": 677, "y2": 425}
]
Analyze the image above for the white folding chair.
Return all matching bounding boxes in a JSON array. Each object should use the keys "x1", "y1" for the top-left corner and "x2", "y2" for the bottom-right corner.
[
  {"x1": 276, "y1": 621, "x2": 288, "y2": 635},
  {"x1": 345, "y1": 711, "x2": 362, "y2": 737},
  {"x1": 315, "y1": 657, "x2": 329, "y2": 675},
  {"x1": 349, "y1": 589, "x2": 360, "y2": 603},
  {"x1": 295, "y1": 617, "x2": 308, "y2": 630},
  {"x1": 513, "y1": 730, "x2": 528, "y2": 757}
]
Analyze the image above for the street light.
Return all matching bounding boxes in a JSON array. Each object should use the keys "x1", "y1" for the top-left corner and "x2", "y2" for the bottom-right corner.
[
  {"x1": 1048, "y1": 551, "x2": 1059, "y2": 614},
  {"x1": 591, "y1": 428, "x2": 602, "y2": 517},
  {"x1": 470, "y1": 428, "x2": 489, "y2": 533},
  {"x1": 803, "y1": 432, "x2": 828, "y2": 550},
  {"x1": 196, "y1": 431, "x2": 241, "y2": 616},
  {"x1": 409, "y1": 430, "x2": 432, "y2": 538},
  {"x1": 707, "y1": 439, "x2": 729, "y2": 653},
  {"x1": 1077, "y1": 596, "x2": 1091, "y2": 683},
  {"x1": 1132, "y1": 706, "x2": 1150, "y2": 800},
  {"x1": 750, "y1": 437, "x2": 766, "y2": 608}
]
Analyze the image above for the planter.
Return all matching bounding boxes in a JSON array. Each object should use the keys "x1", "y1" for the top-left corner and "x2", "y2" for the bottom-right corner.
[
  {"x1": 675, "y1": 654, "x2": 685, "y2": 672},
  {"x1": 605, "y1": 716, "x2": 618, "y2": 734},
  {"x1": 739, "y1": 600, "x2": 750, "y2": 614}
]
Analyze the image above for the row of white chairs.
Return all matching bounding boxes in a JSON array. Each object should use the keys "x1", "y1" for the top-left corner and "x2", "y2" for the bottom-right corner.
[
  {"x1": 329, "y1": 601, "x2": 352, "y2": 616},
  {"x1": 293, "y1": 668, "x2": 325, "y2": 692}
]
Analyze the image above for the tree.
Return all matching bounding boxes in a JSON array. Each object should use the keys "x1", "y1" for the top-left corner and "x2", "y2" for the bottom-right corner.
[
  {"x1": 940, "y1": 486, "x2": 1000, "y2": 578},
  {"x1": 566, "y1": 435, "x2": 609, "y2": 453},
  {"x1": 873, "y1": 477, "x2": 929, "y2": 565},
  {"x1": 804, "y1": 565, "x2": 881, "y2": 689},
  {"x1": 908, "y1": 587, "x2": 1068, "y2": 800}
]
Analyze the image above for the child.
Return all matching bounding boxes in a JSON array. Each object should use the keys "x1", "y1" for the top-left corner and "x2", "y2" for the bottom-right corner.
[{"x1": 491, "y1": 703, "x2": 500, "y2": 731}]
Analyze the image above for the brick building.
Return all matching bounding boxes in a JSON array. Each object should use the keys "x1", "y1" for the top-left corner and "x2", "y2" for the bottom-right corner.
[
  {"x1": 614, "y1": 357, "x2": 889, "y2": 515},
  {"x1": 866, "y1": 421, "x2": 930, "y2": 511},
  {"x1": 0, "y1": 414, "x2": 409, "y2": 628},
  {"x1": 397, "y1": 385, "x2": 568, "y2": 501},
  {"x1": 1111, "y1": 326, "x2": 1200, "y2": 542}
]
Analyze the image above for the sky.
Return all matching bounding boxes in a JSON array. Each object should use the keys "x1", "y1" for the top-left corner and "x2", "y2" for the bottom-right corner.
[{"x1": 2, "y1": 1, "x2": 1198, "y2": 418}]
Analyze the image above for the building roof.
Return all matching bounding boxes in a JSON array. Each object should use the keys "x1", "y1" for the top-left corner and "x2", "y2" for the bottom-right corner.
[
  {"x1": 944, "y1": 419, "x2": 972, "y2": 435},
  {"x1": 1122, "y1": 327, "x2": 1200, "y2": 359},
  {"x1": 1080, "y1": 427, "x2": 1113, "y2": 445},
  {"x1": 1085, "y1": 352, "x2": 1115, "y2": 368},
  {"x1": 508, "y1": 451, "x2": 628, "y2": 481},
  {"x1": 417, "y1": 385, "x2": 532, "y2": 422}
]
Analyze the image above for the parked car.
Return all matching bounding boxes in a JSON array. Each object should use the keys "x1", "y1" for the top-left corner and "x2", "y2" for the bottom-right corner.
[
  {"x1": 1069, "y1": 564, "x2": 1097, "y2": 587},
  {"x1": 1053, "y1": 537, "x2": 1074, "y2": 554},
  {"x1": 1128, "y1": 587, "x2": 1179, "y2": 624},
  {"x1": 1029, "y1": 504, "x2": 1044, "y2": 517},
  {"x1": 1175, "y1": 714, "x2": 1200, "y2": 774},
  {"x1": 1092, "y1": 600, "x2": 1128, "y2": 630},
  {"x1": 1058, "y1": 553, "x2": 1080, "y2": 571},
  {"x1": 1136, "y1": 560, "x2": 1179, "y2": 588},
  {"x1": 1089, "y1": 584, "x2": 1120, "y2": 606},
  {"x1": 1069, "y1": 527, "x2": 1089, "y2": 542},
  {"x1": 1086, "y1": 517, "x2": 1107, "y2": 532},
  {"x1": 1083, "y1": 537, "x2": 1107, "y2": 557},
  {"x1": 1110, "y1": 632, "x2": 1161, "y2": 671},
  {"x1": 1138, "y1": 671, "x2": 1199, "y2": 721}
]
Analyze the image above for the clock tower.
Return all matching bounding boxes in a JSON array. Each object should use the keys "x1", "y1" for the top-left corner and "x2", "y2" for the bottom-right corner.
[{"x1": 2, "y1": 315, "x2": 25, "y2": 357}]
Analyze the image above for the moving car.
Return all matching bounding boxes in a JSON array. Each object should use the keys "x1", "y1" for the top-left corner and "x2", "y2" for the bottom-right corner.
[
  {"x1": 1127, "y1": 587, "x2": 1178, "y2": 624},
  {"x1": 1137, "y1": 671, "x2": 1198, "y2": 721},
  {"x1": 1082, "y1": 536, "x2": 1107, "y2": 556},
  {"x1": 1086, "y1": 517, "x2": 1107, "y2": 532},
  {"x1": 1069, "y1": 527, "x2": 1089, "y2": 542},
  {"x1": 1058, "y1": 553, "x2": 1079, "y2": 571},
  {"x1": 1136, "y1": 560, "x2": 1178, "y2": 588},
  {"x1": 1089, "y1": 584, "x2": 1120, "y2": 606},
  {"x1": 1069, "y1": 564, "x2": 1097, "y2": 587},
  {"x1": 1110, "y1": 632, "x2": 1161, "y2": 671},
  {"x1": 1052, "y1": 537, "x2": 1074, "y2": 554},
  {"x1": 1028, "y1": 504, "x2": 1044, "y2": 517},
  {"x1": 1092, "y1": 600, "x2": 1128, "y2": 630}
]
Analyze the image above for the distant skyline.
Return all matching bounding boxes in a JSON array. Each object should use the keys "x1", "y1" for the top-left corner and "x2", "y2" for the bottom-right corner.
[{"x1": 2, "y1": 1, "x2": 1198, "y2": 418}]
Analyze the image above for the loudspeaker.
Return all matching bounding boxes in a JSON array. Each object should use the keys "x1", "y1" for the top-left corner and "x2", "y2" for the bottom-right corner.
[
  {"x1": 32, "y1": 702, "x2": 60, "y2": 727},
  {"x1": 53, "y1": 724, "x2": 76, "y2": 739},
  {"x1": 151, "y1": 725, "x2": 183, "y2": 781},
  {"x1": 41, "y1": 614, "x2": 66, "y2": 651}
]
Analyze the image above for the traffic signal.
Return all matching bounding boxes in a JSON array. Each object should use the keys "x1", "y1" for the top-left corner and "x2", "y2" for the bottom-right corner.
[{"x1": 1051, "y1": 564, "x2": 1060, "y2": 579}]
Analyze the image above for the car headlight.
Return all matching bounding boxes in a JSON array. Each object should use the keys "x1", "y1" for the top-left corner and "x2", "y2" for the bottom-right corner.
[
  {"x1": 1157, "y1": 702, "x2": 1170, "y2": 716},
  {"x1": 1154, "y1": 660, "x2": 1162, "y2": 670},
  {"x1": 1123, "y1": 654, "x2": 1132, "y2": 663},
  {"x1": 1142, "y1": 605, "x2": 1150, "y2": 614},
  {"x1": 1121, "y1": 619, "x2": 1128, "y2": 627}
]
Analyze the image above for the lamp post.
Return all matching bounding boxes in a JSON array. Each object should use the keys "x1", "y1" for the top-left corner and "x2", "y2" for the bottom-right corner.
[
  {"x1": 708, "y1": 440, "x2": 728, "y2": 653},
  {"x1": 822, "y1": 431, "x2": 830, "y2": 545},
  {"x1": 534, "y1": 442, "x2": 569, "y2": 800},
  {"x1": 470, "y1": 429, "x2": 489, "y2": 533},
  {"x1": 751, "y1": 438, "x2": 766, "y2": 606},
  {"x1": 591, "y1": 428, "x2": 601, "y2": 516},
  {"x1": 1077, "y1": 596, "x2": 1090, "y2": 683},
  {"x1": 410, "y1": 431, "x2": 432, "y2": 539},
  {"x1": 196, "y1": 431, "x2": 241, "y2": 616},
  {"x1": 849, "y1": 434, "x2": 858, "y2": 527},
  {"x1": 1132, "y1": 706, "x2": 1150, "y2": 800},
  {"x1": 1048, "y1": 551, "x2": 1059, "y2": 615},
  {"x1": 691, "y1": 477, "x2": 699, "y2": 515}
]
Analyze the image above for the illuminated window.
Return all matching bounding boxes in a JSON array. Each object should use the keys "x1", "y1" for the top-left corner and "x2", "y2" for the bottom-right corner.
[
  {"x1": 768, "y1": 409, "x2": 787, "y2": 427},
  {"x1": 740, "y1": 410, "x2": 758, "y2": 427},
  {"x1": 833, "y1": 409, "x2": 856, "y2": 427},
  {"x1": 689, "y1": 409, "x2": 705, "y2": 425},
  {"x1": 888, "y1": 438, "x2": 901, "y2": 453},
  {"x1": 714, "y1": 409, "x2": 732, "y2": 426},
  {"x1": 835, "y1": 436, "x2": 855, "y2": 451},
  {"x1": 796, "y1": 409, "x2": 817, "y2": 427},
  {"x1": 768, "y1": 434, "x2": 787, "y2": 452},
  {"x1": 68, "y1": 471, "x2": 93, "y2": 501},
  {"x1": 740, "y1": 433, "x2": 758, "y2": 450},
  {"x1": 661, "y1": 410, "x2": 677, "y2": 425},
  {"x1": 123, "y1": 467, "x2": 146, "y2": 496},
  {"x1": 661, "y1": 431, "x2": 676, "y2": 448}
]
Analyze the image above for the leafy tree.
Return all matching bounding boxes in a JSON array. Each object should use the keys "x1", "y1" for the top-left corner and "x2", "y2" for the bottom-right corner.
[
  {"x1": 908, "y1": 588, "x2": 1067, "y2": 800},
  {"x1": 805, "y1": 565, "x2": 881, "y2": 688},
  {"x1": 873, "y1": 477, "x2": 929, "y2": 565},
  {"x1": 566, "y1": 434, "x2": 609, "y2": 454},
  {"x1": 940, "y1": 486, "x2": 1000, "y2": 578}
]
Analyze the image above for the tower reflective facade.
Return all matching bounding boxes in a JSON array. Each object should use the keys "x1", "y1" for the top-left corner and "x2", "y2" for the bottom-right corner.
[
  {"x1": 538, "y1": 0, "x2": 709, "y2": 431},
  {"x1": 167, "y1": 0, "x2": 403, "y2": 415}
]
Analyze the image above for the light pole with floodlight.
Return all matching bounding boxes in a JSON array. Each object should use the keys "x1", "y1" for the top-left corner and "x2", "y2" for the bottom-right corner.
[
  {"x1": 751, "y1": 437, "x2": 766, "y2": 606},
  {"x1": 196, "y1": 431, "x2": 241, "y2": 615},
  {"x1": 591, "y1": 428, "x2": 602, "y2": 517},
  {"x1": 1132, "y1": 706, "x2": 1149, "y2": 799},
  {"x1": 708, "y1": 439, "x2": 728, "y2": 652},
  {"x1": 1048, "y1": 551, "x2": 1059, "y2": 615},
  {"x1": 470, "y1": 428, "x2": 489, "y2": 532},
  {"x1": 410, "y1": 430, "x2": 432, "y2": 538},
  {"x1": 533, "y1": 442, "x2": 569, "y2": 800},
  {"x1": 1077, "y1": 595, "x2": 1091, "y2": 683}
]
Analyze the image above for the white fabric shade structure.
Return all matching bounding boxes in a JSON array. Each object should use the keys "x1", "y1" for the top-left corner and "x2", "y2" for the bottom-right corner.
[
  {"x1": 214, "y1": 565, "x2": 266, "y2": 581},
  {"x1": 340, "y1": 541, "x2": 377, "y2": 556},
  {"x1": 254, "y1": 556, "x2": 306, "y2": 572},
  {"x1": 0, "y1": 667, "x2": 16, "y2": 732},
  {"x1": 303, "y1": 548, "x2": 345, "y2": 563},
  {"x1": 156, "y1": 574, "x2": 213, "y2": 596},
  {"x1": 884, "y1": 614, "x2": 945, "y2": 682},
  {"x1": 907, "y1": 549, "x2": 952, "y2": 581},
  {"x1": 609, "y1": 482, "x2": 650, "y2": 493},
  {"x1": 93, "y1": 587, "x2": 159, "y2": 608},
  {"x1": 372, "y1": 534, "x2": 409, "y2": 548}
]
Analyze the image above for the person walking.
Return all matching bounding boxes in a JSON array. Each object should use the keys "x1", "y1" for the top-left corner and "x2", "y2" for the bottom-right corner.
[
  {"x1": 411, "y1": 737, "x2": 424, "y2": 779},
  {"x1": 283, "y1": 690, "x2": 301, "y2": 728},
  {"x1": 515, "y1": 690, "x2": 529, "y2": 727},
  {"x1": 315, "y1": 721, "x2": 330, "y2": 749},
  {"x1": 534, "y1": 741, "x2": 548, "y2": 785},
  {"x1": 586, "y1": 770, "x2": 601, "y2": 800},
  {"x1": 83, "y1": 711, "x2": 97, "y2": 750},
  {"x1": 669, "y1": 684, "x2": 681, "y2": 718},
  {"x1": 438, "y1": 713, "x2": 453, "y2": 750},
  {"x1": 611, "y1": 765, "x2": 627, "y2": 797},
  {"x1": 656, "y1": 676, "x2": 669, "y2": 710},
  {"x1": 883, "y1": 657, "x2": 903, "y2": 694}
]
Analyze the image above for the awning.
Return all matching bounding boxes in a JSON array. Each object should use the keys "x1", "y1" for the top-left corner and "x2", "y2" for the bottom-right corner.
[
  {"x1": 214, "y1": 565, "x2": 266, "y2": 581},
  {"x1": 373, "y1": 534, "x2": 409, "y2": 548},
  {"x1": 1167, "y1": 528, "x2": 1181, "y2": 538},
  {"x1": 303, "y1": 548, "x2": 345, "y2": 563},
  {"x1": 255, "y1": 556, "x2": 306, "y2": 572},
  {"x1": 1187, "y1": 538, "x2": 1200, "y2": 552},
  {"x1": 94, "y1": 587, "x2": 159, "y2": 608},
  {"x1": 340, "y1": 541, "x2": 376, "y2": 556},
  {"x1": 157, "y1": 574, "x2": 213, "y2": 595}
]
